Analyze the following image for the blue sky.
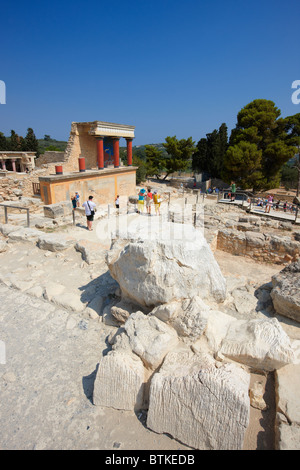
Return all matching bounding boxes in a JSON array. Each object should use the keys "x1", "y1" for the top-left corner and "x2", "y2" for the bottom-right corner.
[{"x1": 0, "y1": 0, "x2": 299, "y2": 146}]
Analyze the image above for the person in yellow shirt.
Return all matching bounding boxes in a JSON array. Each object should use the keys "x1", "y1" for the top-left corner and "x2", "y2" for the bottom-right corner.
[{"x1": 153, "y1": 190, "x2": 161, "y2": 215}]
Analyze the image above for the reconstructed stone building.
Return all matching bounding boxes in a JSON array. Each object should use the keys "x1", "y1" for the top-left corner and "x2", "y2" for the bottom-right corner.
[
  {"x1": 39, "y1": 121, "x2": 137, "y2": 205},
  {"x1": 0, "y1": 151, "x2": 36, "y2": 172}
]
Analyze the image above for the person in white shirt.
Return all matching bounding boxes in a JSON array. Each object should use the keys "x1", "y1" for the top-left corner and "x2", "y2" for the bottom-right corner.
[{"x1": 82, "y1": 195, "x2": 96, "y2": 231}]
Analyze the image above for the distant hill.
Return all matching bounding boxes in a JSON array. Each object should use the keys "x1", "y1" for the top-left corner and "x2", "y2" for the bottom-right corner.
[{"x1": 38, "y1": 137, "x2": 68, "y2": 154}]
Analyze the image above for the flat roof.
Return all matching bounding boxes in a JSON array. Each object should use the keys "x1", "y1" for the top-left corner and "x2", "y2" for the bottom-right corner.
[{"x1": 39, "y1": 166, "x2": 137, "y2": 183}]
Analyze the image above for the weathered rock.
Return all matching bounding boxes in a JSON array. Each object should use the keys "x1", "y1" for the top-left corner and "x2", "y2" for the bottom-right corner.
[
  {"x1": 219, "y1": 318, "x2": 295, "y2": 371},
  {"x1": 37, "y1": 234, "x2": 75, "y2": 252},
  {"x1": 124, "y1": 311, "x2": 179, "y2": 370},
  {"x1": 0, "y1": 240, "x2": 7, "y2": 253},
  {"x1": 270, "y1": 260, "x2": 300, "y2": 322},
  {"x1": 75, "y1": 240, "x2": 104, "y2": 265},
  {"x1": 110, "y1": 299, "x2": 140, "y2": 324},
  {"x1": 147, "y1": 348, "x2": 250, "y2": 450},
  {"x1": 150, "y1": 296, "x2": 210, "y2": 340},
  {"x1": 8, "y1": 227, "x2": 41, "y2": 242},
  {"x1": 0, "y1": 223, "x2": 23, "y2": 237},
  {"x1": 43, "y1": 282, "x2": 65, "y2": 301},
  {"x1": 84, "y1": 294, "x2": 104, "y2": 319},
  {"x1": 43, "y1": 201, "x2": 72, "y2": 219},
  {"x1": 275, "y1": 363, "x2": 300, "y2": 450},
  {"x1": 51, "y1": 292, "x2": 85, "y2": 312},
  {"x1": 231, "y1": 287, "x2": 258, "y2": 316},
  {"x1": 106, "y1": 223, "x2": 227, "y2": 308},
  {"x1": 249, "y1": 381, "x2": 268, "y2": 410},
  {"x1": 93, "y1": 350, "x2": 146, "y2": 411}
]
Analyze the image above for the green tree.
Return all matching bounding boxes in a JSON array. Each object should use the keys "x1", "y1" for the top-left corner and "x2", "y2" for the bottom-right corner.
[
  {"x1": 23, "y1": 128, "x2": 40, "y2": 156},
  {"x1": 193, "y1": 123, "x2": 228, "y2": 178},
  {"x1": 133, "y1": 154, "x2": 147, "y2": 184},
  {"x1": 223, "y1": 99, "x2": 295, "y2": 191},
  {"x1": 283, "y1": 113, "x2": 300, "y2": 196},
  {"x1": 192, "y1": 138, "x2": 207, "y2": 173},
  {"x1": 162, "y1": 136, "x2": 195, "y2": 179},
  {"x1": 281, "y1": 163, "x2": 298, "y2": 190},
  {"x1": 223, "y1": 141, "x2": 263, "y2": 190},
  {"x1": 8, "y1": 130, "x2": 22, "y2": 151},
  {"x1": 0, "y1": 132, "x2": 8, "y2": 150},
  {"x1": 144, "y1": 145, "x2": 165, "y2": 179}
]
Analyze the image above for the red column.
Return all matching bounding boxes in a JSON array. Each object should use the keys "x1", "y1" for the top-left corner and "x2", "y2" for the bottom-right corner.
[
  {"x1": 78, "y1": 157, "x2": 86, "y2": 172},
  {"x1": 55, "y1": 165, "x2": 63, "y2": 174},
  {"x1": 97, "y1": 137, "x2": 104, "y2": 170},
  {"x1": 126, "y1": 138, "x2": 133, "y2": 166},
  {"x1": 12, "y1": 159, "x2": 16, "y2": 172},
  {"x1": 113, "y1": 138, "x2": 120, "y2": 168}
]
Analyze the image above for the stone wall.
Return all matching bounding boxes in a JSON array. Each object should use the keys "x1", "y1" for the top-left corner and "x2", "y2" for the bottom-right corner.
[
  {"x1": 0, "y1": 166, "x2": 61, "y2": 201},
  {"x1": 62, "y1": 122, "x2": 96, "y2": 172},
  {"x1": 35, "y1": 151, "x2": 66, "y2": 167},
  {"x1": 217, "y1": 228, "x2": 300, "y2": 264}
]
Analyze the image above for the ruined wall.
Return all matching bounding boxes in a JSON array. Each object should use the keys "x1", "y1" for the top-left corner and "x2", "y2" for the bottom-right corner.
[
  {"x1": 0, "y1": 168, "x2": 55, "y2": 201},
  {"x1": 35, "y1": 151, "x2": 66, "y2": 167},
  {"x1": 217, "y1": 228, "x2": 300, "y2": 264},
  {"x1": 62, "y1": 122, "x2": 97, "y2": 172}
]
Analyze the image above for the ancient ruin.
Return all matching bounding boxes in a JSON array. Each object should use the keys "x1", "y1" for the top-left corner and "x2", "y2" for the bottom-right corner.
[{"x1": 0, "y1": 155, "x2": 300, "y2": 449}]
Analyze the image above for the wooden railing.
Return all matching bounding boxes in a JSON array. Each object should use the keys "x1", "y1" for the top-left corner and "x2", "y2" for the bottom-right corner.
[
  {"x1": 0, "y1": 204, "x2": 30, "y2": 227},
  {"x1": 32, "y1": 182, "x2": 41, "y2": 195}
]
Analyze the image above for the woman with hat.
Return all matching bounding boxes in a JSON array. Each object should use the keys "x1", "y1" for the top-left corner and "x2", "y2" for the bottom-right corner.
[{"x1": 137, "y1": 188, "x2": 146, "y2": 213}]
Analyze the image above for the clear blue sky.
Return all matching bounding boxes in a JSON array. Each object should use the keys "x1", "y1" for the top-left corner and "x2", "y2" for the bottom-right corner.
[{"x1": 0, "y1": 0, "x2": 299, "y2": 146}]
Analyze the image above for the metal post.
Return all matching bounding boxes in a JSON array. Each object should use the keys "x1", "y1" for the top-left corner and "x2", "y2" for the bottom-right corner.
[
  {"x1": 26, "y1": 209, "x2": 30, "y2": 227},
  {"x1": 72, "y1": 209, "x2": 76, "y2": 225},
  {"x1": 4, "y1": 206, "x2": 7, "y2": 224}
]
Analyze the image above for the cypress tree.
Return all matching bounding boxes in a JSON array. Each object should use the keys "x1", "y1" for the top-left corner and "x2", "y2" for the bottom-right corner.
[{"x1": 23, "y1": 128, "x2": 40, "y2": 156}]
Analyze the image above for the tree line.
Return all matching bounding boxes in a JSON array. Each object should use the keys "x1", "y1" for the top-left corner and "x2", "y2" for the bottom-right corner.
[
  {"x1": 1, "y1": 100, "x2": 299, "y2": 195},
  {"x1": 0, "y1": 128, "x2": 40, "y2": 157},
  {"x1": 132, "y1": 99, "x2": 300, "y2": 195}
]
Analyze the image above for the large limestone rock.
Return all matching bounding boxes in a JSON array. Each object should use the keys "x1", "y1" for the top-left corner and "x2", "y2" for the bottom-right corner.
[
  {"x1": 37, "y1": 233, "x2": 75, "y2": 252},
  {"x1": 93, "y1": 350, "x2": 146, "y2": 411},
  {"x1": 275, "y1": 363, "x2": 300, "y2": 450},
  {"x1": 93, "y1": 312, "x2": 179, "y2": 410},
  {"x1": 150, "y1": 296, "x2": 210, "y2": 340},
  {"x1": 106, "y1": 222, "x2": 227, "y2": 308},
  {"x1": 124, "y1": 311, "x2": 179, "y2": 369},
  {"x1": 219, "y1": 318, "x2": 295, "y2": 371},
  {"x1": 147, "y1": 348, "x2": 250, "y2": 450},
  {"x1": 7, "y1": 227, "x2": 41, "y2": 242},
  {"x1": 43, "y1": 200, "x2": 72, "y2": 219},
  {"x1": 270, "y1": 260, "x2": 300, "y2": 322},
  {"x1": 75, "y1": 240, "x2": 105, "y2": 265}
]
